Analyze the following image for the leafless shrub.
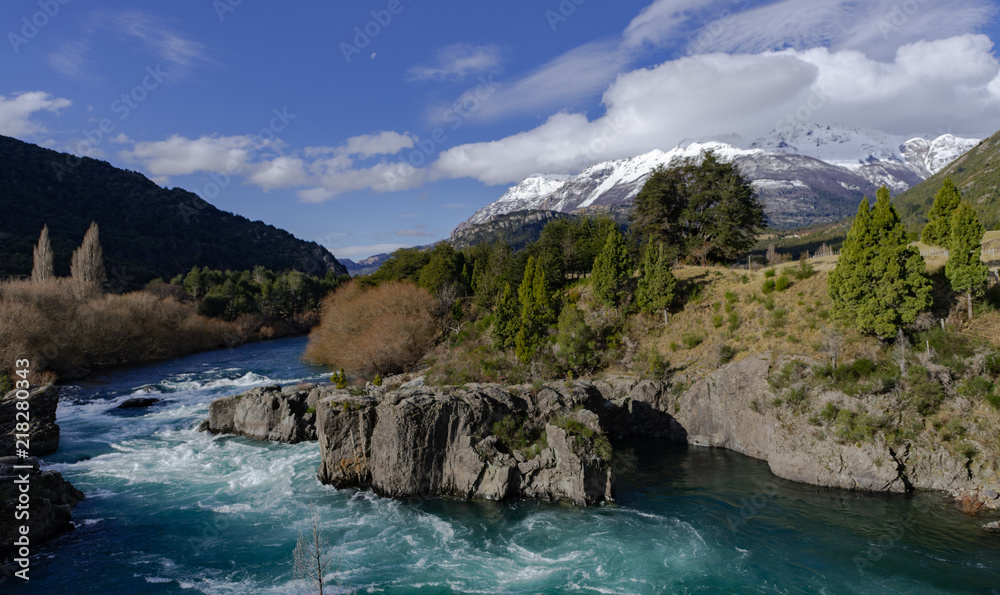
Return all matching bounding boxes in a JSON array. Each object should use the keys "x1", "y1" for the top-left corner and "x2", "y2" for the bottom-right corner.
[{"x1": 304, "y1": 281, "x2": 438, "y2": 375}]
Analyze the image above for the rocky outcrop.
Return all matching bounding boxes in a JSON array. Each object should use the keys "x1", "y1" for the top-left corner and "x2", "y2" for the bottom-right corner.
[
  {"x1": 0, "y1": 456, "x2": 85, "y2": 562},
  {"x1": 0, "y1": 385, "x2": 60, "y2": 457},
  {"x1": 200, "y1": 383, "x2": 320, "y2": 443},
  {"x1": 117, "y1": 397, "x2": 161, "y2": 409},
  {"x1": 204, "y1": 356, "x2": 1000, "y2": 508},
  {"x1": 315, "y1": 385, "x2": 614, "y2": 505}
]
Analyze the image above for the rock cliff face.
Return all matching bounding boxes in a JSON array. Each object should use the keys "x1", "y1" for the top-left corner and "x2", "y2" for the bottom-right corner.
[
  {"x1": 0, "y1": 385, "x2": 60, "y2": 457},
  {"x1": 204, "y1": 356, "x2": 1000, "y2": 509},
  {"x1": 201, "y1": 383, "x2": 320, "y2": 443}
]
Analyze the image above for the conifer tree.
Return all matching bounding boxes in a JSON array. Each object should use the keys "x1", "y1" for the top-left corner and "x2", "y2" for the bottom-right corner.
[
  {"x1": 491, "y1": 282, "x2": 520, "y2": 350},
  {"x1": 31, "y1": 224, "x2": 55, "y2": 283},
  {"x1": 828, "y1": 187, "x2": 932, "y2": 339},
  {"x1": 945, "y1": 201, "x2": 988, "y2": 320},
  {"x1": 591, "y1": 228, "x2": 633, "y2": 308},
  {"x1": 514, "y1": 257, "x2": 553, "y2": 362},
  {"x1": 636, "y1": 242, "x2": 677, "y2": 323},
  {"x1": 921, "y1": 178, "x2": 962, "y2": 248},
  {"x1": 70, "y1": 221, "x2": 107, "y2": 287}
]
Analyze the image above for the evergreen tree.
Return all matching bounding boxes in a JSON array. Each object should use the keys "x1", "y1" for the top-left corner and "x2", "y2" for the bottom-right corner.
[
  {"x1": 631, "y1": 151, "x2": 765, "y2": 263},
  {"x1": 31, "y1": 224, "x2": 54, "y2": 283},
  {"x1": 591, "y1": 228, "x2": 633, "y2": 307},
  {"x1": 636, "y1": 242, "x2": 677, "y2": 323},
  {"x1": 828, "y1": 188, "x2": 932, "y2": 339},
  {"x1": 921, "y1": 178, "x2": 962, "y2": 248},
  {"x1": 70, "y1": 221, "x2": 107, "y2": 287},
  {"x1": 945, "y1": 201, "x2": 988, "y2": 320},
  {"x1": 514, "y1": 257, "x2": 553, "y2": 362},
  {"x1": 491, "y1": 282, "x2": 520, "y2": 350}
]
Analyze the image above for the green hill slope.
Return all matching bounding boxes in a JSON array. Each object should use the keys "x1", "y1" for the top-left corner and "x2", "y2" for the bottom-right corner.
[
  {"x1": 893, "y1": 132, "x2": 997, "y2": 231},
  {"x1": 0, "y1": 135, "x2": 346, "y2": 287}
]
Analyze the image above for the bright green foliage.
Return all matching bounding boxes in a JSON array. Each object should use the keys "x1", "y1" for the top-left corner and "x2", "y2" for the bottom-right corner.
[
  {"x1": 921, "y1": 178, "x2": 962, "y2": 248},
  {"x1": 332, "y1": 369, "x2": 347, "y2": 389},
  {"x1": 556, "y1": 305, "x2": 599, "y2": 373},
  {"x1": 630, "y1": 151, "x2": 766, "y2": 263},
  {"x1": 946, "y1": 201, "x2": 988, "y2": 319},
  {"x1": 373, "y1": 374, "x2": 383, "y2": 386},
  {"x1": 636, "y1": 242, "x2": 677, "y2": 316},
  {"x1": 417, "y1": 243, "x2": 464, "y2": 295},
  {"x1": 515, "y1": 257, "x2": 554, "y2": 362},
  {"x1": 591, "y1": 228, "x2": 634, "y2": 307},
  {"x1": 491, "y1": 282, "x2": 520, "y2": 350},
  {"x1": 828, "y1": 188, "x2": 932, "y2": 339}
]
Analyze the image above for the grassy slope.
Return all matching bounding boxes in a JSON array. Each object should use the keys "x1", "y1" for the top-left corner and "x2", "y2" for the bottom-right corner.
[{"x1": 892, "y1": 131, "x2": 1000, "y2": 232}]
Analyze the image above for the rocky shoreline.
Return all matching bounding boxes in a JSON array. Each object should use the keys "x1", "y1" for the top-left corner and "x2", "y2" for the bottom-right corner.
[
  {"x1": 0, "y1": 385, "x2": 85, "y2": 563},
  {"x1": 202, "y1": 354, "x2": 1000, "y2": 511}
]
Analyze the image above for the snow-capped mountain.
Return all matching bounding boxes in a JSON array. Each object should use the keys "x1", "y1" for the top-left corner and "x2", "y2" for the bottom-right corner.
[{"x1": 454, "y1": 124, "x2": 979, "y2": 233}]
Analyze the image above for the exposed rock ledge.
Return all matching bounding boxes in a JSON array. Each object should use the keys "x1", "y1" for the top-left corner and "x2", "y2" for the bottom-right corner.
[{"x1": 202, "y1": 354, "x2": 1000, "y2": 508}]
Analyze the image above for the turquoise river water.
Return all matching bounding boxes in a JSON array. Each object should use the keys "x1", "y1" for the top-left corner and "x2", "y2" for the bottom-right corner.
[{"x1": 10, "y1": 336, "x2": 1000, "y2": 593}]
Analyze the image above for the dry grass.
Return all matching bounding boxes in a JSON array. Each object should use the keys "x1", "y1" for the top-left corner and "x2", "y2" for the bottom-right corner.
[
  {"x1": 0, "y1": 278, "x2": 239, "y2": 378},
  {"x1": 304, "y1": 281, "x2": 438, "y2": 376}
]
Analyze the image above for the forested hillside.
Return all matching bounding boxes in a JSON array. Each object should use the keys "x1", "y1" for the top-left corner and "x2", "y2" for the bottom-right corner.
[{"x1": 0, "y1": 135, "x2": 346, "y2": 287}]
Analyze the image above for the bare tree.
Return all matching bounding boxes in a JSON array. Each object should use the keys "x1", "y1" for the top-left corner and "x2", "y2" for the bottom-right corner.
[
  {"x1": 766, "y1": 242, "x2": 778, "y2": 264},
  {"x1": 294, "y1": 505, "x2": 333, "y2": 595},
  {"x1": 31, "y1": 225, "x2": 55, "y2": 282},
  {"x1": 893, "y1": 328, "x2": 909, "y2": 377},
  {"x1": 70, "y1": 221, "x2": 107, "y2": 287},
  {"x1": 821, "y1": 327, "x2": 842, "y2": 368}
]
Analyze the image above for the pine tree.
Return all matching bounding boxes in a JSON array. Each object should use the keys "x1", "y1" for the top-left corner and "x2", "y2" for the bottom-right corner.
[
  {"x1": 31, "y1": 225, "x2": 55, "y2": 283},
  {"x1": 514, "y1": 257, "x2": 553, "y2": 363},
  {"x1": 70, "y1": 221, "x2": 107, "y2": 287},
  {"x1": 491, "y1": 282, "x2": 520, "y2": 350},
  {"x1": 921, "y1": 178, "x2": 962, "y2": 248},
  {"x1": 829, "y1": 188, "x2": 932, "y2": 339},
  {"x1": 591, "y1": 228, "x2": 633, "y2": 307},
  {"x1": 945, "y1": 201, "x2": 988, "y2": 320},
  {"x1": 636, "y1": 243, "x2": 677, "y2": 323}
]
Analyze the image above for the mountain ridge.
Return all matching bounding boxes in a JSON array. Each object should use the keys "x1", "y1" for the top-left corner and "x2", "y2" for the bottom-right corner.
[
  {"x1": 456, "y1": 124, "x2": 979, "y2": 233},
  {"x1": 0, "y1": 135, "x2": 347, "y2": 286}
]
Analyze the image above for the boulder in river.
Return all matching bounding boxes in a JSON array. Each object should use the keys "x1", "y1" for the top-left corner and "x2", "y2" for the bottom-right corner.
[
  {"x1": 0, "y1": 385, "x2": 60, "y2": 457},
  {"x1": 117, "y1": 397, "x2": 161, "y2": 409},
  {"x1": 0, "y1": 456, "x2": 84, "y2": 563}
]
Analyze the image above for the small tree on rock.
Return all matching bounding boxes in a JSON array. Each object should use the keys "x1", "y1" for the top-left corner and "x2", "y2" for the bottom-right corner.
[
  {"x1": 921, "y1": 178, "x2": 962, "y2": 248},
  {"x1": 293, "y1": 505, "x2": 333, "y2": 595},
  {"x1": 70, "y1": 221, "x2": 107, "y2": 287},
  {"x1": 31, "y1": 225, "x2": 55, "y2": 283},
  {"x1": 945, "y1": 201, "x2": 988, "y2": 320}
]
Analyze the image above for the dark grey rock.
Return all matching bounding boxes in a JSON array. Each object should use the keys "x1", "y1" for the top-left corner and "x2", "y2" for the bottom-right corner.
[
  {"x1": 0, "y1": 385, "x2": 60, "y2": 456},
  {"x1": 0, "y1": 456, "x2": 84, "y2": 562},
  {"x1": 117, "y1": 397, "x2": 161, "y2": 409}
]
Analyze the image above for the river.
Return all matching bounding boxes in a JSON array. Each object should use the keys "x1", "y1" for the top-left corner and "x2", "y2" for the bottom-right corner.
[{"x1": 12, "y1": 336, "x2": 1000, "y2": 593}]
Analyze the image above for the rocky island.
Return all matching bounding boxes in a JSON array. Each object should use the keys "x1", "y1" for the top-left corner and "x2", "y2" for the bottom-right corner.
[{"x1": 202, "y1": 352, "x2": 1000, "y2": 509}]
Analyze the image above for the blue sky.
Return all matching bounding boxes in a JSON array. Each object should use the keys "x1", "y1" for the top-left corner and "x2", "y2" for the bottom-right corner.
[{"x1": 4, "y1": 0, "x2": 1000, "y2": 260}]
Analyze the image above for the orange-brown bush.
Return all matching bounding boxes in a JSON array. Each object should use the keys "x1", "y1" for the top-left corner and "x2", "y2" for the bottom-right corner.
[
  {"x1": 304, "y1": 280, "x2": 438, "y2": 375},
  {"x1": 0, "y1": 278, "x2": 238, "y2": 377}
]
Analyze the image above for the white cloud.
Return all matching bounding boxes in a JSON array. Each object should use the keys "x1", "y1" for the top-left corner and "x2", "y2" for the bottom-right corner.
[
  {"x1": 47, "y1": 40, "x2": 92, "y2": 78},
  {"x1": 0, "y1": 92, "x2": 71, "y2": 137},
  {"x1": 110, "y1": 11, "x2": 208, "y2": 71},
  {"x1": 339, "y1": 131, "x2": 415, "y2": 158},
  {"x1": 430, "y1": 35, "x2": 1000, "y2": 186},
  {"x1": 623, "y1": 0, "x2": 728, "y2": 49},
  {"x1": 689, "y1": 0, "x2": 996, "y2": 60},
  {"x1": 121, "y1": 135, "x2": 264, "y2": 176},
  {"x1": 248, "y1": 156, "x2": 308, "y2": 190},
  {"x1": 409, "y1": 44, "x2": 502, "y2": 81}
]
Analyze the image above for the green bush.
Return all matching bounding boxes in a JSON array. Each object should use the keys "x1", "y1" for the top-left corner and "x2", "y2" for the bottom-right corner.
[
  {"x1": 775, "y1": 275, "x2": 791, "y2": 292},
  {"x1": 718, "y1": 344, "x2": 737, "y2": 365},
  {"x1": 764, "y1": 269, "x2": 776, "y2": 278},
  {"x1": 762, "y1": 279, "x2": 776, "y2": 294},
  {"x1": 906, "y1": 366, "x2": 946, "y2": 415},
  {"x1": 724, "y1": 291, "x2": 738, "y2": 303},
  {"x1": 712, "y1": 314, "x2": 724, "y2": 328},
  {"x1": 0, "y1": 374, "x2": 12, "y2": 396},
  {"x1": 682, "y1": 333, "x2": 703, "y2": 349},
  {"x1": 492, "y1": 415, "x2": 545, "y2": 456},
  {"x1": 793, "y1": 261, "x2": 816, "y2": 280},
  {"x1": 957, "y1": 376, "x2": 995, "y2": 401}
]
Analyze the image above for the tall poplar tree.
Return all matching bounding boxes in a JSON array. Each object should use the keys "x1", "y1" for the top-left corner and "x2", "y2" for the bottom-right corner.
[
  {"x1": 31, "y1": 224, "x2": 55, "y2": 282},
  {"x1": 829, "y1": 187, "x2": 932, "y2": 339},
  {"x1": 70, "y1": 221, "x2": 107, "y2": 287},
  {"x1": 945, "y1": 201, "x2": 988, "y2": 320},
  {"x1": 515, "y1": 257, "x2": 553, "y2": 362},
  {"x1": 591, "y1": 228, "x2": 633, "y2": 308},
  {"x1": 491, "y1": 282, "x2": 520, "y2": 350},
  {"x1": 921, "y1": 178, "x2": 962, "y2": 248}
]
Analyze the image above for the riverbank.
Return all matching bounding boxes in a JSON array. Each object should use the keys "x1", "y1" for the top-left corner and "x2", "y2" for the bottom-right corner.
[{"x1": 9, "y1": 336, "x2": 1000, "y2": 593}]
